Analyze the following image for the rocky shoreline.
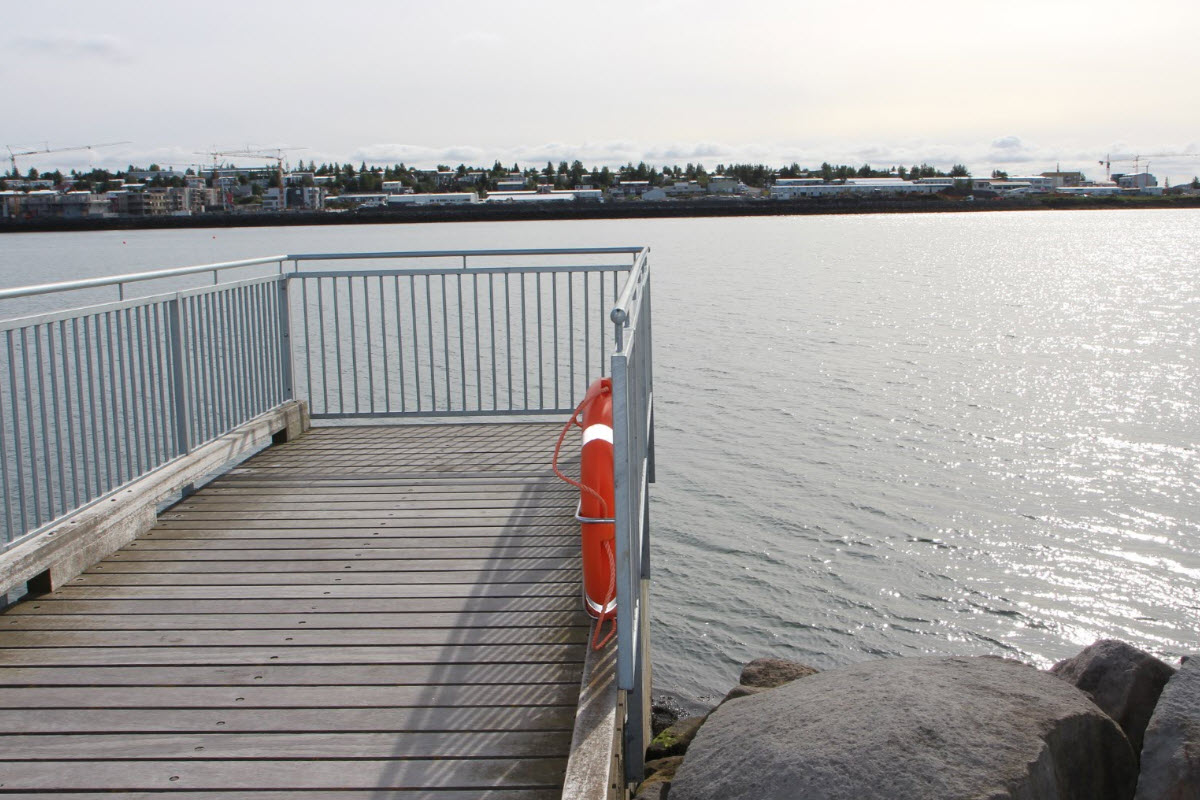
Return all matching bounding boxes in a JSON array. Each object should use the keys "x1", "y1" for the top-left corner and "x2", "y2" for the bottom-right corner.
[{"x1": 641, "y1": 640, "x2": 1196, "y2": 799}]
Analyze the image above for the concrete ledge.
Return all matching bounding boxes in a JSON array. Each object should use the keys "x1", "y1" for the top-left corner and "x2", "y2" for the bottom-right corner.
[
  {"x1": 0, "y1": 400, "x2": 310, "y2": 597},
  {"x1": 562, "y1": 633, "x2": 620, "y2": 800}
]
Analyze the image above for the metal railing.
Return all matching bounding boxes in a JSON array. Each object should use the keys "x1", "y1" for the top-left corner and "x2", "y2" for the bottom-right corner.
[
  {"x1": 0, "y1": 244, "x2": 655, "y2": 788},
  {"x1": 610, "y1": 247, "x2": 655, "y2": 784}
]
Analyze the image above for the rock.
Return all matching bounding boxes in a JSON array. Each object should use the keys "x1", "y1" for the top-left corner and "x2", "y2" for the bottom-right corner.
[
  {"x1": 738, "y1": 656, "x2": 819, "y2": 689},
  {"x1": 651, "y1": 694, "x2": 688, "y2": 737},
  {"x1": 1051, "y1": 639, "x2": 1175, "y2": 755},
  {"x1": 633, "y1": 778, "x2": 670, "y2": 800},
  {"x1": 645, "y1": 714, "x2": 706, "y2": 761},
  {"x1": 719, "y1": 684, "x2": 768, "y2": 705},
  {"x1": 1134, "y1": 655, "x2": 1200, "y2": 799},
  {"x1": 670, "y1": 656, "x2": 1138, "y2": 800},
  {"x1": 644, "y1": 755, "x2": 684, "y2": 780}
]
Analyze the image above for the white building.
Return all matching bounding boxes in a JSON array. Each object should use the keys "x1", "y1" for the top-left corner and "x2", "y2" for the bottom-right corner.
[
  {"x1": 381, "y1": 181, "x2": 412, "y2": 195},
  {"x1": 332, "y1": 193, "x2": 388, "y2": 208},
  {"x1": 386, "y1": 193, "x2": 479, "y2": 206},
  {"x1": 770, "y1": 177, "x2": 946, "y2": 199},
  {"x1": 494, "y1": 179, "x2": 527, "y2": 192},
  {"x1": 706, "y1": 175, "x2": 742, "y2": 194},
  {"x1": 485, "y1": 189, "x2": 602, "y2": 203},
  {"x1": 610, "y1": 181, "x2": 653, "y2": 197}
]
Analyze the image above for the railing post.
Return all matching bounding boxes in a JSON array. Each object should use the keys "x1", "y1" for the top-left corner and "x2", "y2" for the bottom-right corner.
[
  {"x1": 167, "y1": 296, "x2": 192, "y2": 456},
  {"x1": 277, "y1": 276, "x2": 294, "y2": 401}
]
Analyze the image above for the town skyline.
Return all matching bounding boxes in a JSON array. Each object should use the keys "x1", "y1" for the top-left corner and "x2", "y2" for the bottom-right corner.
[{"x1": 5, "y1": 0, "x2": 1200, "y2": 185}]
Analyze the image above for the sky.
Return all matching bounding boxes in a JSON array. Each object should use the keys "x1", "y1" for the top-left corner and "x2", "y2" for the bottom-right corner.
[{"x1": 4, "y1": 0, "x2": 1200, "y2": 185}]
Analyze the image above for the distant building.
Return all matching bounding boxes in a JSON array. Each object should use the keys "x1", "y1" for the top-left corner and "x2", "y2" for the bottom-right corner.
[
  {"x1": 1113, "y1": 172, "x2": 1158, "y2": 190},
  {"x1": 494, "y1": 179, "x2": 527, "y2": 192},
  {"x1": 382, "y1": 181, "x2": 412, "y2": 195},
  {"x1": 412, "y1": 170, "x2": 458, "y2": 190},
  {"x1": 330, "y1": 193, "x2": 388, "y2": 208},
  {"x1": 485, "y1": 189, "x2": 602, "y2": 203},
  {"x1": 1040, "y1": 171, "x2": 1085, "y2": 188},
  {"x1": 610, "y1": 181, "x2": 653, "y2": 198},
  {"x1": 706, "y1": 175, "x2": 742, "y2": 194},
  {"x1": 385, "y1": 192, "x2": 478, "y2": 206},
  {"x1": 770, "y1": 178, "x2": 945, "y2": 199}
]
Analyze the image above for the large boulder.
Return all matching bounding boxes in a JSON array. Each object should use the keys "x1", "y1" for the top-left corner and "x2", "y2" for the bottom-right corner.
[
  {"x1": 1135, "y1": 655, "x2": 1199, "y2": 799},
  {"x1": 1051, "y1": 639, "x2": 1175, "y2": 755},
  {"x1": 670, "y1": 656, "x2": 1138, "y2": 800},
  {"x1": 738, "y1": 657, "x2": 819, "y2": 689}
]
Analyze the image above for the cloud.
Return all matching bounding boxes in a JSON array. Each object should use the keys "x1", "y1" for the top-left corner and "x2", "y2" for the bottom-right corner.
[
  {"x1": 452, "y1": 31, "x2": 503, "y2": 46},
  {"x1": 10, "y1": 32, "x2": 132, "y2": 63}
]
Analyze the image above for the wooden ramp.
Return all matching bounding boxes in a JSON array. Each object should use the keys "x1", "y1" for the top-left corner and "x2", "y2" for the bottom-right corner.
[{"x1": 0, "y1": 422, "x2": 590, "y2": 799}]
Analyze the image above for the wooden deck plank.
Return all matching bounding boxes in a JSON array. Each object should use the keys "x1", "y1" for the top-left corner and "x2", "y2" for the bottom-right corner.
[
  {"x1": 44, "y1": 581, "x2": 580, "y2": 599},
  {"x1": 0, "y1": 642, "x2": 584, "y2": 666},
  {"x1": 0, "y1": 662, "x2": 583, "y2": 686},
  {"x1": 64, "y1": 568, "x2": 578, "y2": 585},
  {"x1": 0, "y1": 731, "x2": 571, "y2": 759},
  {"x1": 7, "y1": 595, "x2": 580, "y2": 615},
  {"x1": 0, "y1": 757, "x2": 570, "y2": 791},
  {"x1": 0, "y1": 682, "x2": 581, "y2": 708},
  {"x1": 0, "y1": 422, "x2": 593, "y2": 797},
  {"x1": 0, "y1": 704, "x2": 576, "y2": 733}
]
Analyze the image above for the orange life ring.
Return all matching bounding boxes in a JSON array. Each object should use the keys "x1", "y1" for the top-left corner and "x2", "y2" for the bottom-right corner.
[
  {"x1": 576, "y1": 377, "x2": 616, "y2": 620},
  {"x1": 551, "y1": 377, "x2": 618, "y2": 648}
]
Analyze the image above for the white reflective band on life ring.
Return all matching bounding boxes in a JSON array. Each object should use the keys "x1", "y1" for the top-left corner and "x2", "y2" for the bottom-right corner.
[{"x1": 582, "y1": 424, "x2": 613, "y2": 446}]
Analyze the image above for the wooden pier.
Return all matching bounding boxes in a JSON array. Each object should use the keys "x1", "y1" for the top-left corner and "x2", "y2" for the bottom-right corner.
[{"x1": 0, "y1": 422, "x2": 597, "y2": 798}]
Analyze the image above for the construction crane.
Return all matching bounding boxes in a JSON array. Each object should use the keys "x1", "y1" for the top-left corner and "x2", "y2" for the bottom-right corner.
[
  {"x1": 203, "y1": 148, "x2": 303, "y2": 209},
  {"x1": 1100, "y1": 151, "x2": 1200, "y2": 180},
  {"x1": 6, "y1": 141, "x2": 129, "y2": 176}
]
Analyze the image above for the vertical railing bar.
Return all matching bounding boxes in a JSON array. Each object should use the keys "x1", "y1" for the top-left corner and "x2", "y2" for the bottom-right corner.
[
  {"x1": 219, "y1": 287, "x2": 236, "y2": 434},
  {"x1": 49, "y1": 321, "x2": 71, "y2": 514},
  {"x1": 70, "y1": 318, "x2": 89, "y2": 506},
  {"x1": 201, "y1": 293, "x2": 218, "y2": 442},
  {"x1": 349, "y1": 277, "x2": 360, "y2": 415},
  {"x1": 317, "y1": 278, "x2": 329, "y2": 415},
  {"x1": 538, "y1": 272, "x2": 546, "y2": 410},
  {"x1": 235, "y1": 285, "x2": 252, "y2": 423},
  {"x1": 425, "y1": 275, "x2": 436, "y2": 411},
  {"x1": 254, "y1": 281, "x2": 271, "y2": 412},
  {"x1": 241, "y1": 284, "x2": 259, "y2": 417},
  {"x1": 0, "y1": 343, "x2": 11, "y2": 543},
  {"x1": 133, "y1": 305, "x2": 153, "y2": 473},
  {"x1": 276, "y1": 276, "x2": 293, "y2": 408},
  {"x1": 394, "y1": 275, "x2": 406, "y2": 413},
  {"x1": 441, "y1": 274, "x2": 450, "y2": 410},
  {"x1": 567, "y1": 271, "x2": 575, "y2": 404},
  {"x1": 379, "y1": 275, "x2": 390, "y2": 412},
  {"x1": 472, "y1": 273, "x2": 481, "y2": 413},
  {"x1": 559, "y1": 273, "x2": 565, "y2": 407},
  {"x1": 504, "y1": 273, "x2": 512, "y2": 410},
  {"x1": 332, "y1": 278, "x2": 344, "y2": 415},
  {"x1": 6, "y1": 330, "x2": 28, "y2": 535},
  {"x1": 32, "y1": 326, "x2": 54, "y2": 522},
  {"x1": 488, "y1": 274, "x2": 496, "y2": 411},
  {"x1": 520, "y1": 272, "x2": 528, "y2": 411},
  {"x1": 364, "y1": 276, "x2": 375, "y2": 414},
  {"x1": 302, "y1": 278, "x2": 314, "y2": 409},
  {"x1": 409, "y1": 275, "x2": 421, "y2": 412},
  {"x1": 148, "y1": 304, "x2": 169, "y2": 461},
  {"x1": 168, "y1": 297, "x2": 192, "y2": 457},
  {"x1": 456, "y1": 272, "x2": 465, "y2": 412},
  {"x1": 85, "y1": 316, "x2": 107, "y2": 495},
  {"x1": 102, "y1": 313, "x2": 125, "y2": 486},
  {"x1": 117, "y1": 309, "x2": 137, "y2": 480},
  {"x1": 583, "y1": 272, "x2": 590, "y2": 389},
  {"x1": 216, "y1": 289, "x2": 233, "y2": 434}
]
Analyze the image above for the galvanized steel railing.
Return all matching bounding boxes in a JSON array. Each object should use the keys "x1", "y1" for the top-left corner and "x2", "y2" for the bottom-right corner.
[
  {"x1": 610, "y1": 247, "x2": 655, "y2": 785},
  {"x1": 286, "y1": 250, "x2": 634, "y2": 418},
  {"x1": 0, "y1": 248, "x2": 648, "y2": 549}
]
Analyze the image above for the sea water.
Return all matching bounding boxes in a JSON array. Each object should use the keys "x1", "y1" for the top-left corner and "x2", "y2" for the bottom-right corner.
[{"x1": 2, "y1": 208, "x2": 1196, "y2": 702}]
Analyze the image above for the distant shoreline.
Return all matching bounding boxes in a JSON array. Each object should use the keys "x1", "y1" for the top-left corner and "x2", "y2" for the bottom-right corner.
[{"x1": 3, "y1": 195, "x2": 1199, "y2": 234}]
